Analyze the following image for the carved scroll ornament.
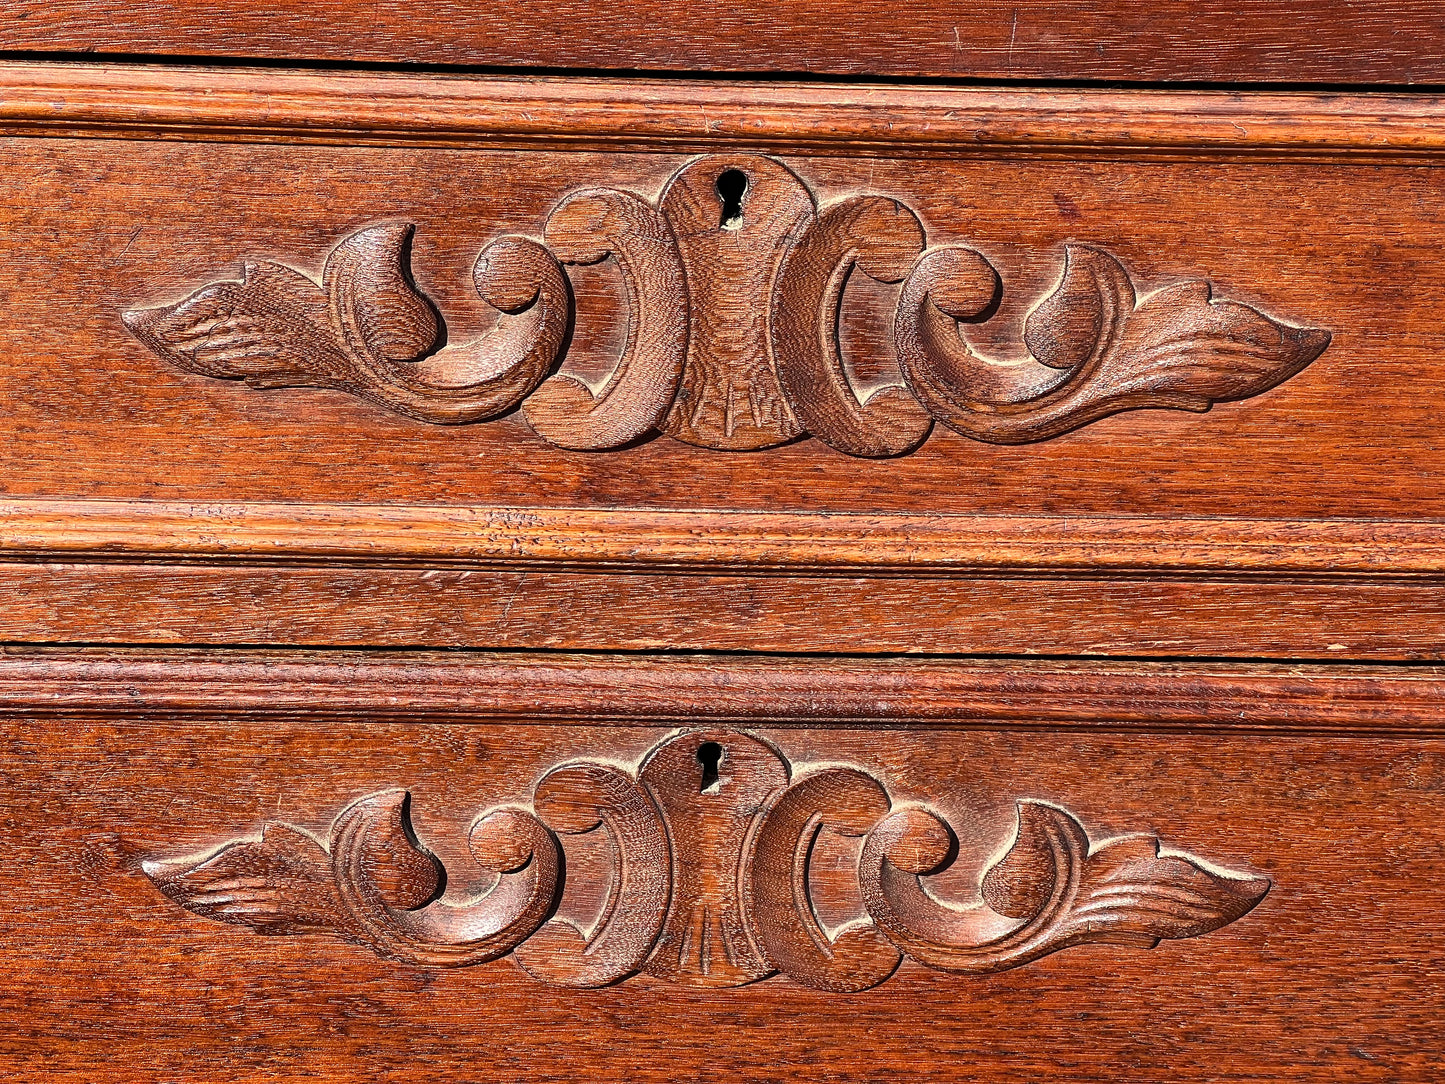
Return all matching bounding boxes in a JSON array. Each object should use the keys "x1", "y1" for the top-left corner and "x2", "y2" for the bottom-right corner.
[
  {"x1": 144, "y1": 730, "x2": 1270, "y2": 992},
  {"x1": 124, "y1": 155, "x2": 1329, "y2": 457}
]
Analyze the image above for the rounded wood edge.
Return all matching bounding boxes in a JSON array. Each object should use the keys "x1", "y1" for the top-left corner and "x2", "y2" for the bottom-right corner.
[
  {"x1": 3, "y1": 63, "x2": 1445, "y2": 159},
  {"x1": 3, "y1": 647, "x2": 1442, "y2": 735},
  {"x1": 1, "y1": 498, "x2": 1442, "y2": 579}
]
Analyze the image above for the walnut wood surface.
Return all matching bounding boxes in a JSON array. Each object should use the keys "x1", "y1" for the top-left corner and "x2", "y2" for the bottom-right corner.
[
  {"x1": 3, "y1": 31, "x2": 1443, "y2": 1083},
  {"x1": 2, "y1": 709, "x2": 1439, "y2": 1080},
  {"x1": 0, "y1": 100, "x2": 1421, "y2": 518},
  {"x1": 6, "y1": 64, "x2": 1445, "y2": 158},
  {"x1": 13, "y1": 562, "x2": 1445, "y2": 658},
  {"x1": 120, "y1": 163, "x2": 1326, "y2": 455},
  {"x1": 4, "y1": 68, "x2": 1445, "y2": 652},
  {"x1": 7, "y1": 648, "x2": 1445, "y2": 734},
  {"x1": 140, "y1": 726, "x2": 1270, "y2": 991},
  {"x1": 4, "y1": 2, "x2": 1445, "y2": 86}
]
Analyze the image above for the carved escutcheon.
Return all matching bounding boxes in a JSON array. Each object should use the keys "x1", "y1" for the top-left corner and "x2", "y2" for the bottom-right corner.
[
  {"x1": 638, "y1": 729, "x2": 789, "y2": 986},
  {"x1": 658, "y1": 155, "x2": 813, "y2": 450}
]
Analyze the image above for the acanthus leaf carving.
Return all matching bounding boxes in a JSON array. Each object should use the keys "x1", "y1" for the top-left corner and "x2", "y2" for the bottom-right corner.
[
  {"x1": 896, "y1": 243, "x2": 1332, "y2": 444},
  {"x1": 124, "y1": 223, "x2": 569, "y2": 425},
  {"x1": 858, "y1": 800, "x2": 1271, "y2": 975},
  {"x1": 145, "y1": 788, "x2": 561, "y2": 968},
  {"x1": 126, "y1": 156, "x2": 1328, "y2": 456},
  {"x1": 657, "y1": 155, "x2": 813, "y2": 450},
  {"x1": 143, "y1": 730, "x2": 1270, "y2": 991},
  {"x1": 143, "y1": 821, "x2": 343, "y2": 935}
]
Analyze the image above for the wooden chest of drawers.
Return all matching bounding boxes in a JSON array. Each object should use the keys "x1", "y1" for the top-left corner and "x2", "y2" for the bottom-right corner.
[{"x1": 1, "y1": 5, "x2": 1443, "y2": 1079}]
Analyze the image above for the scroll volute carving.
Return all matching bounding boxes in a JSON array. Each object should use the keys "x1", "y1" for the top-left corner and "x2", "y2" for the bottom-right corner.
[
  {"x1": 895, "y1": 244, "x2": 1331, "y2": 444},
  {"x1": 858, "y1": 802, "x2": 1271, "y2": 974},
  {"x1": 145, "y1": 729, "x2": 1270, "y2": 992},
  {"x1": 124, "y1": 224, "x2": 569, "y2": 425},
  {"x1": 126, "y1": 154, "x2": 1328, "y2": 456},
  {"x1": 513, "y1": 763, "x2": 669, "y2": 987},
  {"x1": 523, "y1": 190, "x2": 688, "y2": 450},
  {"x1": 143, "y1": 789, "x2": 560, "y2": 967}
]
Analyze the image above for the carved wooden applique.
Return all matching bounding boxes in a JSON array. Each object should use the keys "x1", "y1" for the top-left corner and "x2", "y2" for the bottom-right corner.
[
  {"x1": 123, "y1": 155, "x2": 1329, "y2": 457},
  {"x1": 143, "y1": 729, "x2": 1270, "y2": 991}
]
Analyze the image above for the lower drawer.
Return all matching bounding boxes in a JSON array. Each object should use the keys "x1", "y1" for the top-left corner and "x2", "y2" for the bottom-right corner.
[{"x1": 1, "y1": 651, "x2": 1440, "y2": 1080}]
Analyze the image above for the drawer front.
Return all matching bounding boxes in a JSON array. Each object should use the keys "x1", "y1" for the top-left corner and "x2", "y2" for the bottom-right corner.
[
  {"x1": 5, "y1": 0, "x2": 1445, "y2": 83},
  {"x1": 3, "y1": 66, "x2": 1445, "y2": 657},
  {"x1": 3, "y1": 652, "x2": 1441, "y2": 1080}
]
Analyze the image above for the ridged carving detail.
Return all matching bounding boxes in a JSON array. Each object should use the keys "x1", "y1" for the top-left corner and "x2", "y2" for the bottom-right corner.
[
  {"x1": 144, "y1": 729, "x2": 1269, "y2": 991},
  {"x1": 125, "y1": 156, "x2": 1328, "y2": 457}
]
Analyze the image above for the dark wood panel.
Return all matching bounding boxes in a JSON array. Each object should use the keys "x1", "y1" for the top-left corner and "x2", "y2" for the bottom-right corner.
[
  {"x1": 2, "y1": 716, "x2": 1439, "y2": 1079},
  {"x1": 4, "y1": 1, "x2": 1445, "y2": 85}
]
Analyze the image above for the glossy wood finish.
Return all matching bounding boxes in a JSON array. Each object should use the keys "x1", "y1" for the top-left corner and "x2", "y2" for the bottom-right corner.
[
  {"x1": 3, "y1": 67, "x2": 1445, "y2": 653},
  {"x1": 1, "y1": 680, "x2": 1439, "y2": 1079},
  {"x1": 4, "y1": 37, "x2": 1444, "y2": 1079},
  {"x1": 5, "y1": 1, "x2": 1445, "y2": 85},
  {"x1": 6, "y1": 648, "x2": 1445, "y2": 733},
  {"x1": 5, "y1": 65, "x2": 1445, "y2": 157}
]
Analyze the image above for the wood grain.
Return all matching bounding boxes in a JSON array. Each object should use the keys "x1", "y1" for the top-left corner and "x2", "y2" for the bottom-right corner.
[
  {"x1": 140, "y1": 725, "x2": 1270, "y2": 991},
  {"x1": 119, "y1": 159, "x2": 1325, "y2": 456},
  {"x1": 4, "y1": 64, "x2": 1445, "y2": 158},
  {"x1": 3, "y1": 24, "x2": 1441, "y2": 1084},
  {"x1": 5, "y1": 3, "x2": 1445, "y2": 86},
  {"x1": 6, "y1": 647, "x2": 1445, "y2": 735},
  {"x1": 12, "y1": 500, "x2": 1445, "y2": 576},
  {"x1": 9, "y1": 562, "x2": 1445, "y2": 658},
  {"x1": 0, "y1": 134, "x2": 1430, "y2": 520},
  {"x1": 2, "y1": 713, "x2": 1439, "y2": 1080}
]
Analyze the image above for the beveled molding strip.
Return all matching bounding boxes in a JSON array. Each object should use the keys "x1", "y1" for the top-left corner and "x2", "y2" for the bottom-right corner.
[
  {"x1": 3, "y1": 498, "x2": 1445, "y2": 580},
  {"x1": 3, "y1": 62, "x2": 1445, "y2": 158},
  {"x1": 4, "y1": 648, "x2": 1444, "y2": 735}
]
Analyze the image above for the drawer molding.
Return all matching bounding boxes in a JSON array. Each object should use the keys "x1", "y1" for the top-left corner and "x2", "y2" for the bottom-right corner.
[
  {"x1": 7, "y1": 648, "x2": 1442, "y2": 734},
  {"x1": 142, "y1": 726, "x2": 1268, "y2": 992},
  {"x1": 4, "y1": 498, "x2": 1443, "y2": 578},
  {"x1": 122, "y1": 153, "x2": 1327, "y2": 457},
  {"x1": 7, "y1": 64, "x2": 1445, "y2": 161}
]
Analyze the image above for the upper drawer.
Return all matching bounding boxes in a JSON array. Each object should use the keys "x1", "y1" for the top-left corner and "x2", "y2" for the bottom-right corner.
[
  {"x1": 3, "y1": 1, "x2": 1445, "y2": 83},
  {"x1": 4, "y1": 63, "x2": 1445, "y2": 657}
]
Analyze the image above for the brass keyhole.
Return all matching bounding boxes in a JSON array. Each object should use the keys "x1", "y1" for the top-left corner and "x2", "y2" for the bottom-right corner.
[
  {"x1": 716, "y1": 169, "x2": 747, "y2": 230},
  {"x1": 697, "y1": 741, "x2": 724, "y2": 793}
]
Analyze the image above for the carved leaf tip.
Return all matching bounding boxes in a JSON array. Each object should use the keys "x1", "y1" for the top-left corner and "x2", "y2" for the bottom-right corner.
[
  {"x1": 142, "y1": 823, "x2": 340, "y2": 935},
  {"x1": 121, "y1": 258, "x2": 350, "y2": 388},
  {"x1": 980, "y1": 800, "x2": 1270, "y2": 948},
  {"x1": 1079, "y1": 835, "x2": 1271, "y2": 942},
  {"x1": 899, "y1": 241, "x2": 1330, "y2": 444}
]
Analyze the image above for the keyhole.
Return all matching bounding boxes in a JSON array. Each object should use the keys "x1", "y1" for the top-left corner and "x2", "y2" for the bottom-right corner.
[
  {"x1": 716, "y1": 169, "x2": 748, "y2": 230},
  {"x1": 697, "y1": 741, "x2": 724, "y2": 794}
]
